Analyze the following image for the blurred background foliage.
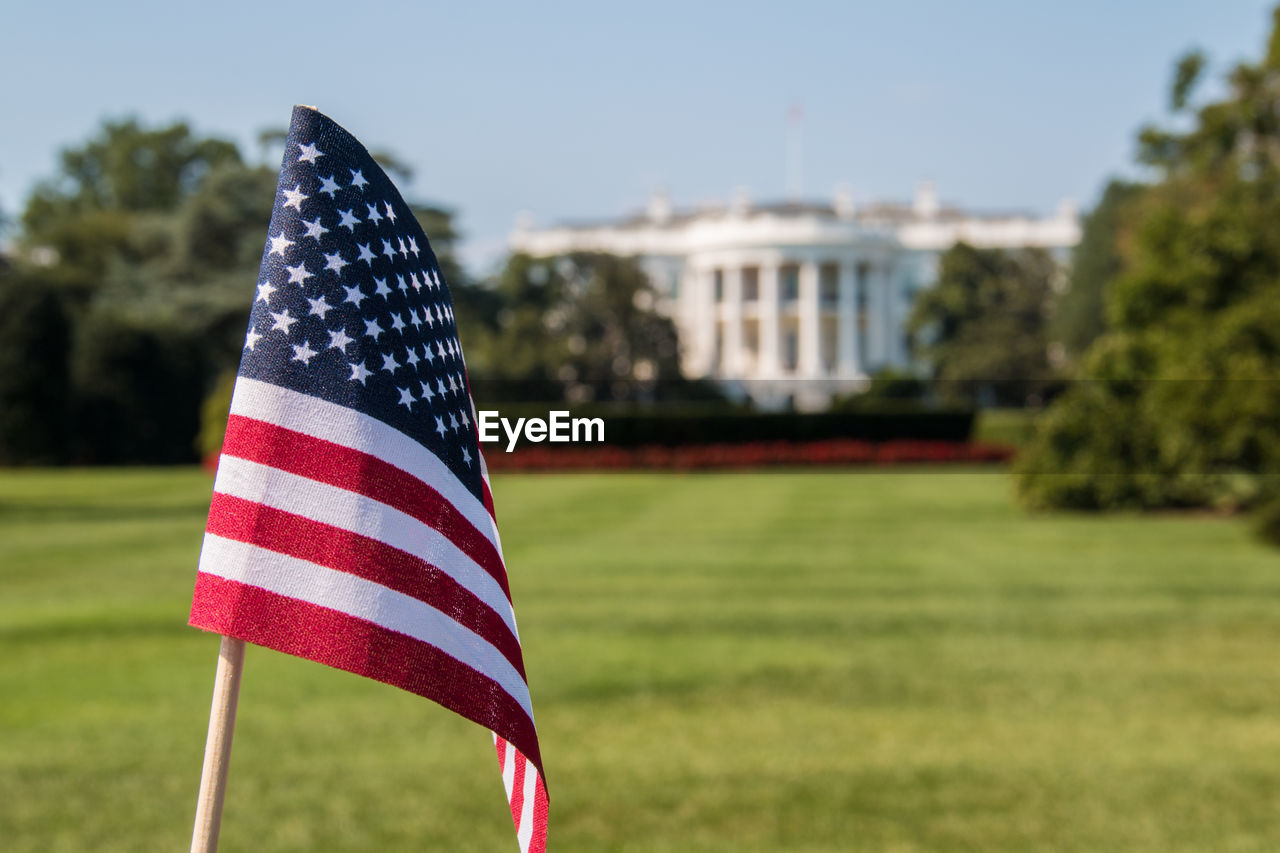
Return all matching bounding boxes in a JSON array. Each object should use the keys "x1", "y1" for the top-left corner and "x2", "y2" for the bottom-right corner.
[
  {"x1": 8, "y1": 8, "x2": 1280, "y2": 546},
  {"x1": 1016, "y1": 6, "x2": 1280, "y2": 526},
  {"x1": 0, "y1": 121, "x2": 700, "y2": 465}
]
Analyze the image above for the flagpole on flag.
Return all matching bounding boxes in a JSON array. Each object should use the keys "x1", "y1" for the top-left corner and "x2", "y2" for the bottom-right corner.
[{"x1": 189, "y1": 635, "x2": 246, "y2": 853}]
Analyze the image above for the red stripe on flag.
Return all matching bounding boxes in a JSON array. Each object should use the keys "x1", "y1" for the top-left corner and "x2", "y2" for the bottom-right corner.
[
  {"x1": 529, "y1": 774, "x2": 549, "y2": 853},
  {"x1": 492, "y1": 737, "x2": 550, "y2": 849},
  {"x1": 190, "y1": 572, "x2": 544, "y2": 778},
  {"x1": 509, "y1": 751, "x2": 527, "y2": 832},
  {"x1": 222, "y1": 415, "x2": 510, "y2": 600},
  {"x1": 480, "y1": 474, "x2": 497, "y2": 521},
  {"x1": 205, "y1": 493, "x2": 526, "y2": 678}
]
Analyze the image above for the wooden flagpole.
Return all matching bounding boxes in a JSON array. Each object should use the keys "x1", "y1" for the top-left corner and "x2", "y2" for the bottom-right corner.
[{"x1": 190, "y1": 635, "x2": 246, "y2": 853}]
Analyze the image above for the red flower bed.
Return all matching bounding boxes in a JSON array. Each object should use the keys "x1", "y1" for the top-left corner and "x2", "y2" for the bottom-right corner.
[{"x1": 483, "y1": 439, "x2": 1014, "y2": 471}]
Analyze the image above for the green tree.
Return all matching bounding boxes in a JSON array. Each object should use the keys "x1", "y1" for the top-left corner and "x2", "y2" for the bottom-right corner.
[
  {"x1": 908, "y1": 242, "x2": 1058, "y2": 406},
  {"x1": 1018, "y1": 7, "x2": 1280, "y2": 514},
  {"x1": 6, "y1": 118, "x2": 259, "y2": 463},
  {"x1": 0, "y1": 270, "x2": 71, "y2": 463},
  {"x1": 100, "y1": 161, "x2": 279, "y2": 378},
  {"x1": 1051, "y1": 180, "x2": 1145, "y2": 360},
  {"x1": 472, "y1": 252, "x2": 692, "y2": 403},
  {"x1": 21, "y1": 118, "x2": 241, "y2": 297}
]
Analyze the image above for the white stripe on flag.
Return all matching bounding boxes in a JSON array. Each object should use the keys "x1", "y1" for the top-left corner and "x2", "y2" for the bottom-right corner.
[
  {"x1": 518, "y1": 759, "x2": 537, "y2": 851},
  {"x1": 199, "y1": 534, "x2": 535, "y2": 721},
  {"x1": 229, "y1": 377, "x2": 504, "y2": 559},
  {"x1": 502, "y1": 739, "x2": 517, "y2": 800},
  {"x1": 212, "y1": 455, "x2": 518, "y2": 639}
]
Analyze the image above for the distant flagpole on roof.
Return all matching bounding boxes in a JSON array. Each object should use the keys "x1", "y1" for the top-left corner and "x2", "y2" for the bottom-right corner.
[
  {"x1": 786, "y1": 100, "x2": 804, "y2": 202},
  {"x1": 187, "y1": 105, "x2": 547, "y2": 853}
]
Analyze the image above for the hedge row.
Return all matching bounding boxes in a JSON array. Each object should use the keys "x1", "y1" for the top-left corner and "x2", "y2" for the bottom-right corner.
[{"x1": 484, "y1": 439, "x2": 1012, "y2": 471}]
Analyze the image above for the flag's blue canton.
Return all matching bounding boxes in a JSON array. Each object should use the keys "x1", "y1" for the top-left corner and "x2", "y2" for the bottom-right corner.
[{"x1": 237, "y1": 107, "x2": 484, "y2": 501}]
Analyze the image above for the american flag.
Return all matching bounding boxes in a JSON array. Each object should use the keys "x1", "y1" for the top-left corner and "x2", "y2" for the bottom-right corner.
[{"x1": 189, "y1": 106, "x2": 547, "y2": 852}]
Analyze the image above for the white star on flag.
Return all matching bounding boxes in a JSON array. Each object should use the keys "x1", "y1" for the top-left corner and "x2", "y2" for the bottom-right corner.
[
  {"x1": 291, "y1": 341, "x2": 318, "y2": 364},
  {"x1": 327, "y1": 328, "x2": 355, "y2": 351},
  {"x1": 270, "y1": 309, "x2": 297, "y2": 334},
  {"x1": 268, "y1": 233, "x2": 293, "y2": 256},
  {"x1": 306, "y1": 296, "x2": 333, "y2": 319},
  {"x1": 286, "y1": 263, "x2": 312, "y2": 285},
  {"x1": 324, "y1": 252, "x2": 348, "y2": 274},
  {"x1": 297, "y1": 142, "x2": 323, "y2": 164},
  {"x1": 302, "y1": 218, "x2": 329, "y2": 240},
  {"x1": 282, "y1": 185, "x2": 308, "y2": 211},
  {"x1": 347, "y1": 360, "x2": 372, "y2": 384}
]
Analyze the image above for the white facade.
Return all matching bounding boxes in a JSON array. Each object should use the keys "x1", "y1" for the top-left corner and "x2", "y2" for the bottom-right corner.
[{"x1": 510, "y1": 184, "x2": 1081, "y2": 408}]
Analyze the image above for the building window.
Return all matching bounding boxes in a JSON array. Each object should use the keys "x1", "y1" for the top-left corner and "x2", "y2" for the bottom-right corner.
[
  {"x1": 820, "y1": 263, "x2": 839, "y2": 305},
  {"x1": 780, "y1": 264, "x2": 799, "y2": 302},
  {"x1": 856, "y1": 262, "x2": 871, "y2": 367},
  {"x1": 783, "y1": 329, "x2": 799, "y2": 372},
  {"x1": 713, "y1": 269, "x2": 724, "y2": 302},
  {"x1": 742, "y1": 266, "x2": 759, "y2": 302},
  {"x1": 670, "y1": 271, "x2": 680, "y2": 299},
  {"x1": 821, "y1": 316, "x2": 838, "y2": 373}
]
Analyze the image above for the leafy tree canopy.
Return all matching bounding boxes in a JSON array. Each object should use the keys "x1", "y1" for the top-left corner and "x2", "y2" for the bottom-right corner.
[
  {"x1": 21, "y1": 119, "x2": 242, "y2": 290},
  {"x1": 469, "y1": 252, "x2": 711, "y2": 404},
  {"x1": 908, "y1": 242, "x2": 1058, "y2": 407},
  {"x1": 1019, "y1": 6, "x2": 1280, "y2": 513},
  {"x1": 1051, "y1": 180, "x2": 1145, "y2": 360}
]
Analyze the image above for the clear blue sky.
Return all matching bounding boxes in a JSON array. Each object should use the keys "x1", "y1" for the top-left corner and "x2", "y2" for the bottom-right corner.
[{"x1": 2, "y1": 0, "x2": 1276, "y2": 271}]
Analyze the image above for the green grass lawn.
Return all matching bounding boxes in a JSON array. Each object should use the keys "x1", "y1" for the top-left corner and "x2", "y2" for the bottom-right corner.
[{"x1": 3, "y1": 468, "x2": 1280, "y2": 851}]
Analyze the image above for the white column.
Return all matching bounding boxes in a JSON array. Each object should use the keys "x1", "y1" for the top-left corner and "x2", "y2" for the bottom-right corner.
[
  {"x1": 695, "y1": 266, "x2": 716, "y2": 375},
  {"x1": 837, "y1": 261, "x2": 857, "y2": 376},
  {"x1": 724, "y1": 265, "x2": 743, "y2": 377},
  {"x1": 799, "y1": 260, "x2": 820, "y2": 377},
  {"x1": 760, "y1": 262, "x2": 780, "y2": 378}
]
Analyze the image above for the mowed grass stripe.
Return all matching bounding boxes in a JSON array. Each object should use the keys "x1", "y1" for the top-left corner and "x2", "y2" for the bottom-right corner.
[{"x1": 2, "y1": 468, "x2": 1280, "y2": 851}]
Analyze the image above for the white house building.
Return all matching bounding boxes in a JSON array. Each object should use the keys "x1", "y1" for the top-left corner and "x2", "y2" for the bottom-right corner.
[{"x1": 510, "y1": 183, "x2": 1081, "y2": 408}]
